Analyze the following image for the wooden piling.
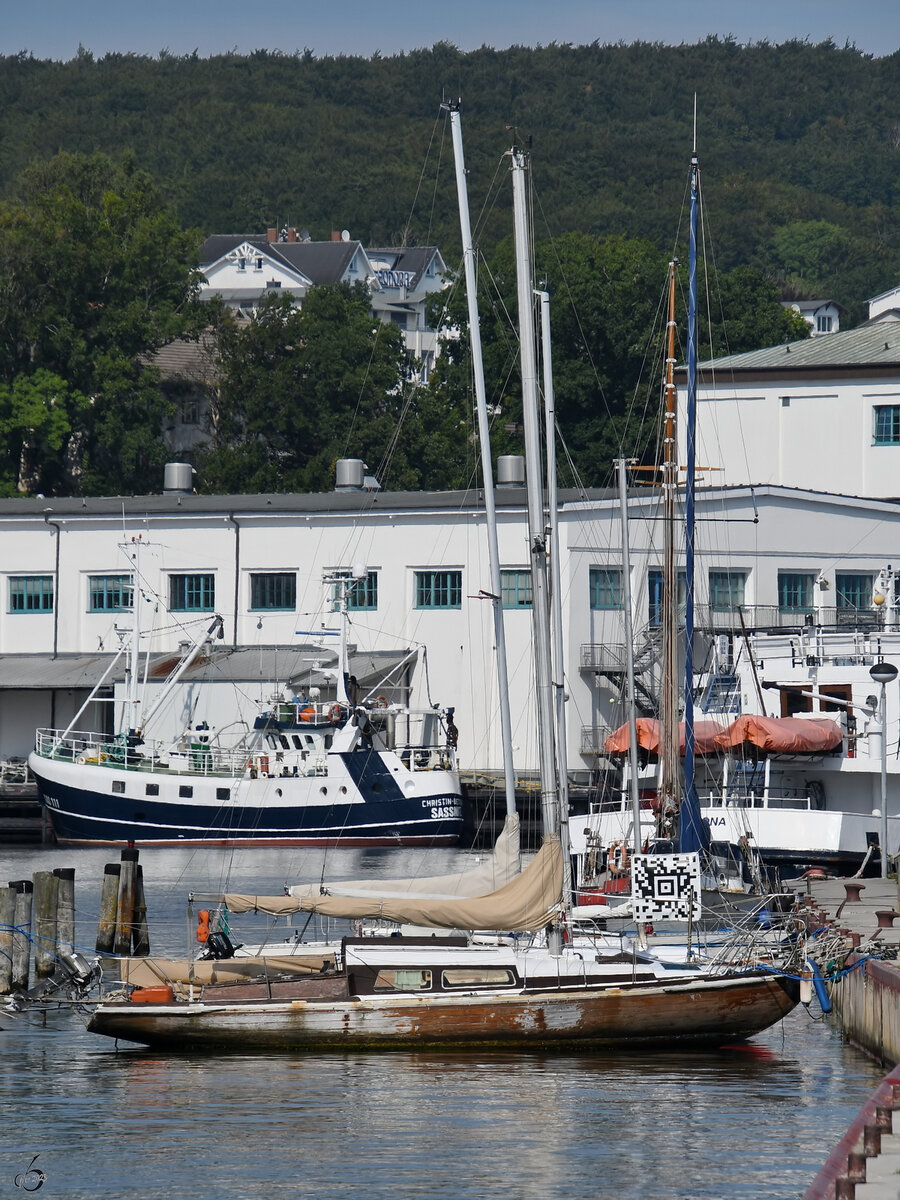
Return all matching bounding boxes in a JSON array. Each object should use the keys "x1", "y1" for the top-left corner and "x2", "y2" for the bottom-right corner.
[
  {"x1": 114, "y1": 849, "x2": 138, "y2": 958},
  {"x1": 0, "y1": 883, "x2": 15, "y2": 993},
  {"x1": 54, "y1": 867, "x2": 75, "y2": 957},
  {"x1": 32, "y1": 870, "x2": 59, "y2": 979},
  {"x1": 11, "y1": 880, "x2": 33, "y2": 991},
  {"x1": 132, "y1": 864, "x2": 150, "y2": 957},
  {"x1": 95, "y1": 864, "x2": 120, "y2": 954}
]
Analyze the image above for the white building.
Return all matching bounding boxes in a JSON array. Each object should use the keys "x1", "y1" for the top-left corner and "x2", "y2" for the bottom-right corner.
[
  {"x1": 2, "y1": 471, "x2": 900, "y2": 788},
  {"x1": 679, "y1": 315, "x2": 900, "y2": 498},
  {"x1": 198, "y1": 228, "x2": 448, "y2": 379},
  {"x1": 782, "y1": 298, "x2": 845, "y2": 336}
]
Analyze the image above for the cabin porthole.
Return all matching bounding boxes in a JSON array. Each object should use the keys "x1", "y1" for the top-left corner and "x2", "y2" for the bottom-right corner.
[
  {"x1": 319, "y1": 786, "x2": 327, "y2": 796},
  {"x1": 276, "y1": 788, "x2": 283, "y2": 798}
]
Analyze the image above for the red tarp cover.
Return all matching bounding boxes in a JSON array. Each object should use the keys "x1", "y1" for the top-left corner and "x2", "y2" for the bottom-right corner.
[
  {"x1": 713, "y1": 715, "x2": 843, "y2": 754},
  {"x1": 604, "y1": 717, "x2": 725, "y2": 757}
]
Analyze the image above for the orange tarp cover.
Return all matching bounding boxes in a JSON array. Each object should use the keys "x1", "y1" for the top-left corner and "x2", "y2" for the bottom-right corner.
[
  {"x1": 713, "y1": 715, "x2": 843, "y2": 754},
  {"x1": 604, "y1": 718, "x2": 725, "y2": 757}
]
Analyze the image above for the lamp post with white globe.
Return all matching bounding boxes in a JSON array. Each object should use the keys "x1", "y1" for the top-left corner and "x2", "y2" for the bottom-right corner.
[{"x1": 868, "y1": 660, "x2": 898, "y2": 877}]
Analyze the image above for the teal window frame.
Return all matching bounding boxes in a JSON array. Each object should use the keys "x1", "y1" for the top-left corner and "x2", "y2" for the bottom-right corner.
[
  {"x1": 415, "y1": 570, "x2": 462, "y2": 610},
  {"x1": 9, "y1": 575, "x2": 54, "y2": 613},
  {"x1": 250, "y1": 572, "x2": 296, "y2": 611},
  {"x1": 835, "y1": 572, "x2": 873, "y2": 611},
  {"x1": 501, "y1": 569, "x2": 532, "y2": 609},
  {"x1": 169, "y1": 573, "x2": 215, "y2": 612},
  {"x1": 777, "y1": 571, "x2": 815, "y2": 612},
  {"x1": 344, "y1": 573, "x2": 378, "y2": 611},
  {"x1": 89, "y1": 574, "x2": 134, "y2": 613},
  {"x1": 589, "y1": 567, "x2": 623, "y2": 610},
  {"x1": 648, "y1": 569, "x2": 686, "y2": 626},
  {"x1": 873, "y1": 405, "x2": 900, "y2": 446},
  {"x1": 708, "y1": 570, "x2": 747, "y2": 612}
]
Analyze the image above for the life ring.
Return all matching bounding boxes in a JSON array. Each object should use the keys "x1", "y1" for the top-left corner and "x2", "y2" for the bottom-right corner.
[
  {"x1": 328, "y1": 703, "x2": 343, "y2": 724},
  {"x1": 299, "y1": 705, "x2": 316, "y2": 723},
  {"x1": 609, "y1": 840, "x2": 630, "y2": 875},
  {"x1": 374, "y1": 695, "x2": 388, "y2": 709},
  {"x1": 196, "y1": 909, "x2": 210, "y2": 944}
]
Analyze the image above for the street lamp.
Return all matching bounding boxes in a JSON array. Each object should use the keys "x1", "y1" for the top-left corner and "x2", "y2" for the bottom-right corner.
[{"x1": 868, "y1": 660, "x2": 898, "y2": 877}]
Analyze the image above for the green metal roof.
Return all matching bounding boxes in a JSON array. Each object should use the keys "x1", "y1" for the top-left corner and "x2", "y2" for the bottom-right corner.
[{"x1": 692, "y1": 319, "x2": 900, "y2": 375}]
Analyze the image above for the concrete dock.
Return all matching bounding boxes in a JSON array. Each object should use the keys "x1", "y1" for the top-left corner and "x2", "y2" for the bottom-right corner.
[{"x1": 797, "y1": 875, "x2": 900, "y2": 1198}]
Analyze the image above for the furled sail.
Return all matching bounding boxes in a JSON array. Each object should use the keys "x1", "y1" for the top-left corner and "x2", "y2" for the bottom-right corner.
[
  {"x1": 287, "y1": 813, "x2": 521, "y2": 902},
  {"x1": 225, "y1": 833, "x2": 563, "y2": 933}
]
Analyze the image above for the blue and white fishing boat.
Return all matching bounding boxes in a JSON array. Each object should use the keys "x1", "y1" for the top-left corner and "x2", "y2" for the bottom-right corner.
[{"x1": 28, "y1": 564, "x2": 463, "y2": 847}]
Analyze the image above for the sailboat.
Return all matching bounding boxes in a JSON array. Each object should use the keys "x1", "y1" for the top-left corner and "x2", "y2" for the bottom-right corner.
[
  {"x1": 86, "y1": 120, "x2": 801, "y2": 1052},
  {"x1": 29, "y1": 558, "x2": 463, "y2": 847},
  {"x1": 571, "y1": 145, "x2": 780, "y2": 904}
]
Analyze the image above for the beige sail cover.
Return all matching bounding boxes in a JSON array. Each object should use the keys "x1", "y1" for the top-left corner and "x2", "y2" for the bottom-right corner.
[
  {"x1": 287, "y1": 813, "x2": 521, "y2": 901},
  {"x1": 225, "y1": 834, "x2": 563, "y2": 932}
]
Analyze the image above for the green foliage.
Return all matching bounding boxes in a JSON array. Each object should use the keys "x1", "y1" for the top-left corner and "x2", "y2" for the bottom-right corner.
[
  {"x1": 0, "y1": 150, "x2": 204, "y2": 495},
  {"x1": 0, "y1": 369, "x2": 88, "y2": 495},
  {"x1": 198, "y1": 285, "x2": 411, "y2": 492}
]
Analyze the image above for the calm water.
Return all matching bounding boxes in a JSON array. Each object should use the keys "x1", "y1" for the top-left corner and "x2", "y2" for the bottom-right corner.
[{"x1": 0, "y1": 844, "x2": 888, "y2": 1200}]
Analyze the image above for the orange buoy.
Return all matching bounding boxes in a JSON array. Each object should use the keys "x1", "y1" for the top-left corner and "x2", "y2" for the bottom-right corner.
[{"x1": 196, "y1": 909, "x2": 210, "y2": 943}]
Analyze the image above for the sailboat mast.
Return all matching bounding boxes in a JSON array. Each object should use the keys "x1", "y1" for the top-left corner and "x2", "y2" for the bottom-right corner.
[
  {"x1": 510, "y1": 148, "x2": 561, "y2": 846},
  {"x1": 446, "y1": 100, "x2": 517, "y2": 819},
  {"x1": 682, "y1": 150, "x2": 700, "y2": 814},
  {"x1": 536, "y1": 288, "x2": 570, "y2": 826},
  {"x1": 659, "y1": 262, "x2": 681, "y2": 825}
]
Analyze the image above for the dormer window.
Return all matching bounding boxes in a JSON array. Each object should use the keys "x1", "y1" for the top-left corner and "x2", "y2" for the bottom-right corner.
[
  {"x1": 255, "y1": 257, "x2": 264, "y2": 271},
  {"x1": 348, "y1": 253, "x2": 358, "y2": 274},
  {"x1": 237, "y1": 258, "x2": 246, "y2": 272}
]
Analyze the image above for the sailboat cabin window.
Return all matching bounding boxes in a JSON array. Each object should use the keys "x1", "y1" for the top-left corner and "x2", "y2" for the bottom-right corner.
[
  {"x1": 873, "y1": 405, "x2": 900, "y2": 445},
  {"x1": 777, "y1": 571, "x2": 815, "y2": 612},
  {"x1": 708, "y1": 570, "x2": 747, "y2": 611},
  {"x1": 373, "y1": 969, "x2": 432, "y2": 992},
  {"x1": 8, "y1": 576, "x2": 53, "y2": 613},
  {"x1": 414, "y1": 570, "x2": 462, "y2": 609},
  {"x1": 169, "y1": 574, "x2": 215, "y2": 612},
  {"x1": 250, "y1": 572, "x2": 296, "y2": 611},
  {"x1": 442, "y1": 968, "x2": 517, "y2": 988},
  {"x1": 89, "y1": 574, "x2": 134, "y2": 612},
  {"x1": 589, "y1": 567, "x2": 623, "y2": 610},
  {"x1": 501, "y1": 569, "x2": 533, "y2": 609}
]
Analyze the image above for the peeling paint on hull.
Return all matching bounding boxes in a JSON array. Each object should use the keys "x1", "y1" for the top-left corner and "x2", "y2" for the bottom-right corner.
[{"x1": 89, "y1": 974, "x2": 799, "y2": 1052}]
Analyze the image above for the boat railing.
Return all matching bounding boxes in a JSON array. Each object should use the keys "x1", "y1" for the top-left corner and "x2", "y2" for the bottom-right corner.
[{"x1": 33, "y1": 728, "x2": 250, "y2": 777}]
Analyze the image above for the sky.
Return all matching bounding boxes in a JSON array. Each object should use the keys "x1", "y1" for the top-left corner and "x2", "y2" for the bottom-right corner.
[{"x1": 3, "y1": 0, "x2": 899, "y2": 62}]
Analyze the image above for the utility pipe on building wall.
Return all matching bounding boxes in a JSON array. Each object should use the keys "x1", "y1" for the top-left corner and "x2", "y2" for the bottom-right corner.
[
  {"x1": 43, "y1": 513, "x2": 62, "y2": 659},
  {"x1": 227, "y1": 514, "x2": 240, "y2": 646}
]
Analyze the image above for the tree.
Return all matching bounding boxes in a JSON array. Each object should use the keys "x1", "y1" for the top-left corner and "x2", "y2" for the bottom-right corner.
[
  {"x1": 199, "y1": 285, "x2": 410, "y2": 493},
  {"x1": 0, "y1": 151, "x2": 204, "y2": 494}
]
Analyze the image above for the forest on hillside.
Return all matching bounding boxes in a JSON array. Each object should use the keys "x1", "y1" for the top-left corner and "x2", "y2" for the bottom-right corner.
[
  {"x1": 0, "y1": 39, "x2": 896, "y2": 498},
  {"x1": 1, "y1": 38, "x2": 896, "y2": 317}
]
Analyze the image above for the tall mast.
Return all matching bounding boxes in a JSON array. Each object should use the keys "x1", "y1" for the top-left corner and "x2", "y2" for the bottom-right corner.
[
  {"x1": 536, "y1": 288, "x2": 570, "y2": 827},
  {"x1": 510, "y1": 149, "x2": 563, "y2": 856},
  {"x1": 445, "y1": 100, "x2": 517, "y2": 821},
  {"x1": 677, "y1": 141, "x2": 706, "y2": 853},
  {"x1": 659, "y1": 261, "x2": 681, "y2": 828}
]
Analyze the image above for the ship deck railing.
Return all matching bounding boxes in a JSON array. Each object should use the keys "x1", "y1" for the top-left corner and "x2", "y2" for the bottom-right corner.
[{"x1": 33, "y1": 728, "x2": 251, "y2": 778}]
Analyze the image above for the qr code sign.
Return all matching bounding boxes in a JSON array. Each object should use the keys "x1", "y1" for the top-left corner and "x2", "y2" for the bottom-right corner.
[{"x1": 631, "y1": 852, "x2": 701, "y2": 922}]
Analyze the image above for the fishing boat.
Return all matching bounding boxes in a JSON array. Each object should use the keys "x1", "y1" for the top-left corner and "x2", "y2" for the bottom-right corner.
[
  {"x1": 28, "y1": 563, "x2": 463, "y2": 847},
  {"x1": 86, "y1": 122, "x2": 801, "y2": 1052}
]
